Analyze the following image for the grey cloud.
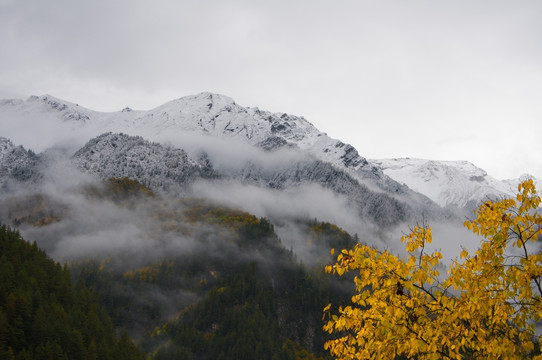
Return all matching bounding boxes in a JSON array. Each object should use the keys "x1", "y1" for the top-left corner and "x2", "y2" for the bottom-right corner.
[
  {"x1": 1, "y1": 0, "x2": 541, "y2": 179},
  {"x1": 190, "y1": 180, "x2": 377, "y2": 240}
]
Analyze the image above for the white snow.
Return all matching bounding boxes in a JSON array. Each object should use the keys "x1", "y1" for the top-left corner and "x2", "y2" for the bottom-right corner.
[
  {"x1": 372, "y1": 158, "x2": 518, "y2": 208},
  {"x1": 1, "y1": 92, "x2": 538, "y2": 210},
  {"x1": 0, "y1": 92, "x2": 372, "y2": 177}
]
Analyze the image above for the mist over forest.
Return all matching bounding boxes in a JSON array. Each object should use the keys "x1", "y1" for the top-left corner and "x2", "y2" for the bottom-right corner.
[
  {"x1": 2, "y1": 0, "x2": 541, "y2": 356},
  {"x1": 0, "y1": 93, "x2": 523, "y2": 359}
]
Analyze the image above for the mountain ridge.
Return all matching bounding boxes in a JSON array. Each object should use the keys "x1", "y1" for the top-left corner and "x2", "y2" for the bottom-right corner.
[
  {"x1": 0, "y1": 136, "x2": 41, "y2": 186},
  {"x1": 1, "y1": 92, "x2": 539, "y2": 360},
  {"x1": 73, "y1": 132, "x2": 218, "y2": 194},
  {"x1": 372, "y1": 157, "x2": 538, "y2": 210},
  {"x1": 0, "y1": 92, "x2": 536, "y2": 214},
  {"x1": 0, "y1": 92, "x2": 427, "y2": 215}
]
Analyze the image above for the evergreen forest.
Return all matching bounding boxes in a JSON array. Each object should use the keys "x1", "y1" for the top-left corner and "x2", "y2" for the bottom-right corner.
[{"x1": 1, "y1": 177, "x2": 360, "y2": 359}]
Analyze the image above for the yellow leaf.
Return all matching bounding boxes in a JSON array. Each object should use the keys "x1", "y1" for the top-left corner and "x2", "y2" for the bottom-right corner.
[{"x1": 322, "y1": 179, "x2": 542, "y2": 360}]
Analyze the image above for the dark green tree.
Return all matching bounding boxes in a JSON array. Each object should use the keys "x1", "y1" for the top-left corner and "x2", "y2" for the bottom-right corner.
[{"x1": 0, "y1": 224, "x2": 145, "y2": 359}]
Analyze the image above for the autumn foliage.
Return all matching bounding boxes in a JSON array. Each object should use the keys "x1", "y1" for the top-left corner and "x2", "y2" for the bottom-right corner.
[{"x1": 323, "y1": 179, "x2": 542, "y2": 359}]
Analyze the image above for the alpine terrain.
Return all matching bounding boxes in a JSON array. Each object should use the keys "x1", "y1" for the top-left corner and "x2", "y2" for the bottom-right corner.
[{"x1": 0, "y1": 92, "x2": 537, "y2": 359}]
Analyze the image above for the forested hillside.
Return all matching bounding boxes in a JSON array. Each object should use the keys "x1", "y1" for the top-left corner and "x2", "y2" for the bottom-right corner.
[
  {"x1": 0, "y1": 90, "x2": 538, "y2": 359},
  {"x1": 2, "y1": 177, "x2": 360, "y2": 359},
  {"x1": 0, "y1": 224, "x2": 145, "y2": 360},
  {"x1": 72, "y1": 193, "x2": 358, "y2": 358}
]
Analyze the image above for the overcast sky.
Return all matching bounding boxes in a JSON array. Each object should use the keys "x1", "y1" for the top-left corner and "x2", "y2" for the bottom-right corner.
[{"x1": 1, "y1": 0, "x2": 541, "y2": 179}]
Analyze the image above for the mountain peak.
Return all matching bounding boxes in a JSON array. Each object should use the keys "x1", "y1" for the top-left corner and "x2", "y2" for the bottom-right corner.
[
  {"x1": 1, "y1": 91, "x2": 389, "y2": 191},
  {"x1": 1, "y1": 91, "x2": 385, "y2": 189},
  {"x1": 0, "y1": 136, "x2": 40, "y2": 184},
  {"x1": 194, "y1": 91, "x2": 235, "y2": 102},
  {"x1": 170, "y1": 92, "x2": 236, "y2": 110},
  {"x1": 27, "y1": 94, "x2": 72, "y2": 109},
  {"x1": 73, "y1": 132, "x2": 217, "y2": 194},
  {"x1": 24, "y1": 94, "x2": 92, "y2": 122},
  {"x1": 373, "y1": 158, "x2": 514, "y2": 208}
]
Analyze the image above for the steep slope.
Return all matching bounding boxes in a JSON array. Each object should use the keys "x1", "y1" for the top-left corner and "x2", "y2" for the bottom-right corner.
[
  {"x1": 0, "y1": 137, "x2": 40, "y2": 187},
  {"x1": 372, "y1": 158, "x2": 517, "y2": 209},
  {"x1": 0, "y1": 131, "x2": 433, "y2": 238},
  {"x1": 0, "y1": 92, "x2": 446, "y2": 222},
  {"x1": 110, "y1": 92, "x2": 404, "y2": 193},
  {"x1": 0, "y1": 96, "x2": 142, "y2": 154},
  {"x1": 0, "y1": 93, "x2": 403, "y2": 194},
  {"x1": 233, "y1": 158, "x2": 412, "y2": 227},
  {"x1": 1, "y1": 91, "x2": 459, "y2": 230},
  {"x1": 69, "y1": 132, "x2": 414, "y2": 227},
  {"x1": 73, "y1": 132, "x2": 217, "y2": 194},
  {"x1": 0, "y1": 224, "x2": 145, "y2": 360}
]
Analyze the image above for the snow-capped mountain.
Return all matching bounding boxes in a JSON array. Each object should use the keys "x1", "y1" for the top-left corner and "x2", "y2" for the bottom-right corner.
[
  {"x1": 371, "y1": 158, "x2": 524, "y2": 210},
  {"x1": 1, "y1": 92, "x2": 532, "y2": 217},
  {"x1": 0, "y1": 137, "x2": 40, "y2": 187},
  {"x1": 0, "y1": 93, "x2": 399, "y2": 194},
  {"x1": 73, "y1": 133, "x2": 217, "y2": 193},
  {"x1": 0, "y1": 129, "x2": 422, "y2": 229},
  {"x1": 232, "y1": 156, "x2": 417, "y2": 227}
]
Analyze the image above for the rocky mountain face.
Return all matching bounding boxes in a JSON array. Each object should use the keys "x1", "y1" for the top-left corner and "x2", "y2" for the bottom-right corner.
[
  {"x1": 2, "y1": 92, "x2": 539, "y2": 360},
  {"x1": 232, "y1": 158, "x2": 411, "y2": 227},
  {"x1": 1, "y1": 91, "x2": 532, "y2": 221},
  {"x1": 0, "y1": 93, "x2": 396, "y2": 192},
  {"x1": 1, "y1": 131, "x2": 413, "y2": 228},
  {"x1": 0, "y1": 137, "x2": 40, "y2": 187},
  {"x1": 73, "y1": 132, "x2": 217, "y2": 194},
  {"x1": 372, "y1": 158, "x2": 532, "y2": 211},
  {"x1": 0, "y1": 92, "x2": 452, "y2": 227}
]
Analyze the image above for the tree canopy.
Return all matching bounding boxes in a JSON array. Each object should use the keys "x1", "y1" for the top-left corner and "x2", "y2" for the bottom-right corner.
[
  {"x1": 323, "y1": 179, "x2": 542, "y2": 359},
  {"x1": 0, "y1": 224, "x2": 145, "y2": 360}
]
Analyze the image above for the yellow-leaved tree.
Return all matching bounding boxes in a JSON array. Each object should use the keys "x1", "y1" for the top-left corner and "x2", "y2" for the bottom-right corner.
[{"x1": 323, "y1": 179, "x2": 542, "y2": 359}]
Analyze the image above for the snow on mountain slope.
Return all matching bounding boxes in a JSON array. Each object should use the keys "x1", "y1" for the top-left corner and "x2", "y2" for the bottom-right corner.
[
  {"x1": 372, "y1": 158, "x2": 517, "y2": 209},
  {"x1": 232, "y1": 157, "x2": 414, "y2": 227},
  {"x1": 0, "y1": 95, "x2": 143, "y2": 153},
  {"x1": 0, "y1": 93, "x2": 400, "y2": 194},
  {"x1": 0, "y1": 137, "x2": 40, "y2": 187},
  {"x1": 0, "y1": 129, "x2": 418, "y2": 234},
  {"x1": 4, "y1": 92, "x2": 510, "y2": 215},
  {"x1": 68, "y1": 131, "x2": 418, "y2": 227},
  {"x1": 102, "y1": 92, "x2": 376, "y2": 174},
  {"x1": 1, "y1": 92, "x2": 338, "y2": 155},
  {"x1": 73, "y1": 133, "x2": 217, "y2": 194}
]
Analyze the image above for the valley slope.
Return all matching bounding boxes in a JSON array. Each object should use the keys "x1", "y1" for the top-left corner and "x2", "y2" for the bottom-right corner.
[{"x1": 0, "y1": 91, "x2": 538, "y2": 359}]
